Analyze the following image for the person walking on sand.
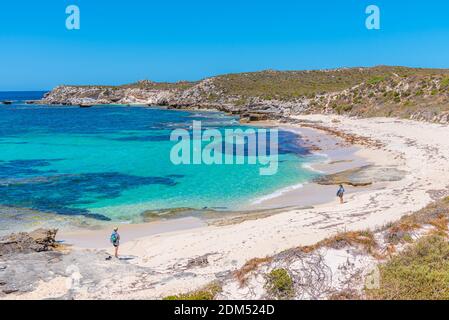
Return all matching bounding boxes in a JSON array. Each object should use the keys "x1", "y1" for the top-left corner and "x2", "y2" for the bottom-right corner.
[
  {"x1": 337, "y1": 184, "x2": 345, "y2": 204},
  {"x1": 110, "y1": 227, "x2": 120, "y2": 258}
]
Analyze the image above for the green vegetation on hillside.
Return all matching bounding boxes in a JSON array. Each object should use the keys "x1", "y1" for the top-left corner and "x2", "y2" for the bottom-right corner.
[
  {"x1": 163, "y1": 281, "x2": 222, "y2": 300},
  {"x1": 441, "y1": 76, "x2": 449, "y2": 88},
  {"x1": 211, "y1": 66, "x2": 448, "y2": 100},
  {"x1": 364, "y1": 196, "x2": 449, "y2": 300},
  {"x1": 366, "y1": 235, "x2": 449, "y2": 300},
  {"x1": 121, "y1": 80, "x2": 197, "y2": 90},
  {"x1": 66, "y1": 80, "x2": 197, "y2": 91}
]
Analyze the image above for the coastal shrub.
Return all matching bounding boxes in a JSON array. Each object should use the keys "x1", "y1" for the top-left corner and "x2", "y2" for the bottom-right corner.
[
  {"x1": 234, "y1": 97, "x2": 248, "y2": 106},
  {"x1": 210, "y1": 66, "x2": 425, "y2": 100},
  {"x1": 441, "y1": 77, "x2": 449, "y2": 88},
  {"x1": 368, "y1": 76, "x2": 386, "y2": 85},
  {"x1": 402, "y1": 100, "x2": 414, "y2": 107},
  {"x1": 366, "y1": 235, "x2": 449, "y2": 300},
  {"x1": 333, "y1": 104, "x2": 353, "y2": 115},
  {"x1": 163, "y1": 281, "x2": 222, "y2": 300},
  {"x1": 265, "y1": 268, "x2": 294, "y2": 299}
]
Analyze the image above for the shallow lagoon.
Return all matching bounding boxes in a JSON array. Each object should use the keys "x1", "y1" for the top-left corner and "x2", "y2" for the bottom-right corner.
[{"x1": 0, "y1": 100, "x2": 320, "y2": 222}]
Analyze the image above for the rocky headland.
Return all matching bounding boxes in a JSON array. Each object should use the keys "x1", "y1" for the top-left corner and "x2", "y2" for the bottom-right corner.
[{"x1": 41, "y1": 66, "x2": 449, "y2": 124}]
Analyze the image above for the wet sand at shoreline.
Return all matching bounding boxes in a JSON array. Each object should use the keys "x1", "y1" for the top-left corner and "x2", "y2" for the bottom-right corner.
[{"x1": 60, "y1": 217, "x2": 205, "y2": 249}]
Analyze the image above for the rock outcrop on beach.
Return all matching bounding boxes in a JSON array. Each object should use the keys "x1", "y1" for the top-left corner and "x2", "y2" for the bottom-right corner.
[
  {"x1": 0, "y1": 228, "x2": 58, "y2": 256},
  {"x1": 0, "y1": 228, "x2": 157, "y2": 298},
  {"x1": 41, "y1": 66, "x2": 449, "y2": 123},
  {"x1": 314, "y1": 165, "x2": 406, "y2": 187},
  {"x1": 0, "y1": 229, "x2": 60, "y2": 295}
]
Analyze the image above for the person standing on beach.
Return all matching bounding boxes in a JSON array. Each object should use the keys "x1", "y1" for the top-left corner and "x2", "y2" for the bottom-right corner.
[
  {"x1": 110, "y1": 227, "x2": 120, "y2": 258},
  {"x1": 337, "y1": 184, "x2": 345, "y2": 204}
]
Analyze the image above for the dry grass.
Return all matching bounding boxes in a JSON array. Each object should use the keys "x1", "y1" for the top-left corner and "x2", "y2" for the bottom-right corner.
[
  {"x1": 329, "y1": 289, "x2": 362, "y2": 300},
  {"x1": 234, "y1": 257, "x2": 272, "y2": 286},
  {"x1": 299, "y1": 230, "x2": 377, "y2": 255},
  {"x1": 429, "y1": 215, "x2": 449, "y2": 232},
  {"x1": 383, "y1": 244, "x2": 397, "y2": 258},
  {"x1": 391, "y1": 218, "x2": 421, "y2": 232},
  {"x1": 384, "y1": 196, "x2": 449, "y2": 244},
  {"x1": 410, "y1": 196, "x2": 449, "y2": 223},
  {"x1": 299, "y1": 123, "x2": 384, "y2": 148},
  {"x1": 384, "y1": 218, "x2": 421, "y2": 245}
]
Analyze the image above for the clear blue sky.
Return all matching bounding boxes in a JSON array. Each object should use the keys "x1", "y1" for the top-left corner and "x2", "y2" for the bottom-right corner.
[{"x1": 1, "y1": 0, "x2": 449, "y2": 90}]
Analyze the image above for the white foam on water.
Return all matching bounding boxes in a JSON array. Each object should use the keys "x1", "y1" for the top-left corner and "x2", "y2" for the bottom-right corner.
[
  {"x1": 251, "y1": 182, "x2": 305, "y2": 205},
  {"x1": 301, "y1": 162, "x2": 324, "y2": 174},
  {"x1": 301, "y1": 151, "x2": 331, "y2": 174},
  {"x1": 313, "y1": 151, "x2": 330, "y2": 159}
]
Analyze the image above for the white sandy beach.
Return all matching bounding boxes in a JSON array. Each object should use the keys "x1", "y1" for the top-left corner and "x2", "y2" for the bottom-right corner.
[{"x1": 8, "y1": 115, "x2": 449, "y2": 299}]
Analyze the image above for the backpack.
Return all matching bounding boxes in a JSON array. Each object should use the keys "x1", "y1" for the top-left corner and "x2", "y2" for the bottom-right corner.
[
  {"x1": 337, "y1": 188, "x2": 344, "y2": 197},
  {"x1": 110, "y1": 232, "x2": 117, "y2": 243}
]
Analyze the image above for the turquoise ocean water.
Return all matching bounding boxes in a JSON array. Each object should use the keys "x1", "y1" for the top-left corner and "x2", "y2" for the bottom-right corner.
[{"x1": 0, "y1": 92, "x2": 321, "y2": 223}]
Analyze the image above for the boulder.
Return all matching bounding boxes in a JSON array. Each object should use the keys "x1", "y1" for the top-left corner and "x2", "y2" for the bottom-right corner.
[
  {"x1": 186, "y1": 254, "x2": 211, "y2": 268},
  {"x1": 248, "y1": 113, "x2": 269, "y2": 121},
  {"x1": 239, "y1": 112, "x2": 270, "y2": 122},
  {"x1": 186, "y1": 255, "x2": 209, "y2": 268},
  {"x1": 239, "y1": 117, "x2": 251, "y2": 124},
  {"x1": 315, "y1": 166, "x2": 406, "y2": 187}
]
